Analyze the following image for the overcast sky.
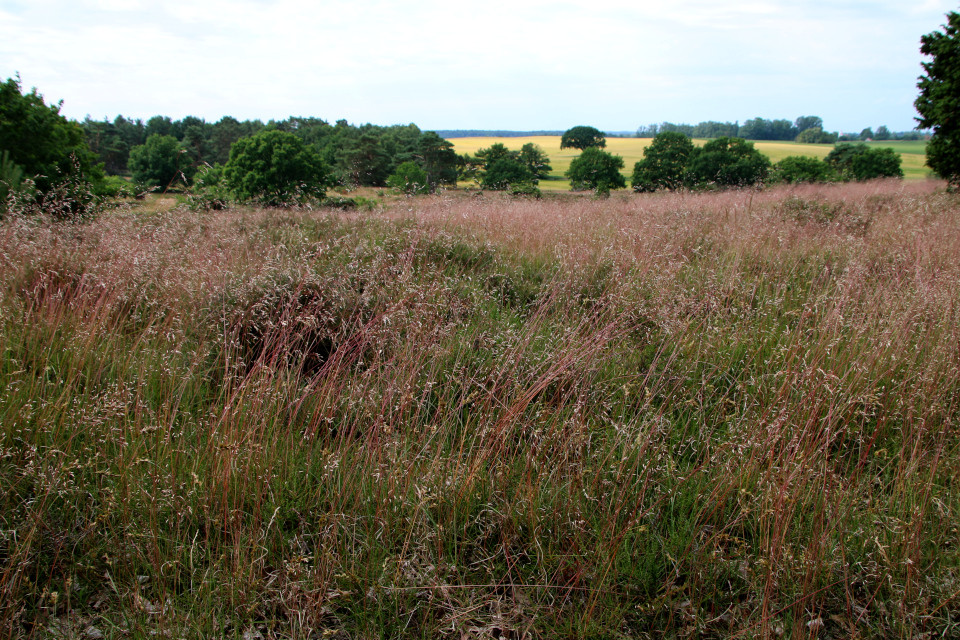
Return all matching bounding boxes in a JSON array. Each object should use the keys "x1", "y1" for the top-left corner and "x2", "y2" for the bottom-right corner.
[{"x1": 0, "y1": 0, "x2": 954, "y2": 133}]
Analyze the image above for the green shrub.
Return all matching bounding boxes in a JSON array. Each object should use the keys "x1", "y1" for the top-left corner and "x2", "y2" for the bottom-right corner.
[
  {"x1": 565, "y1": 147, "x2": 626, "y2": 191},
  {"x1": 188, "y1": 163, "x2": 230, "y2": 210},
  {"x1": 224, "y1": 130, "x2": 328, "y2": 206},
  {"x1": 129, "y1": 134, "x2": 195, "y2": 189},
  {"x1": 825, "y1": 143, "x2": 903, "y2": 181},
  {"x1": 386, "y1": 161, "x2": 430, "y2": 195},
  {"x1": 481, "y1": 158, "x2": 535, "y2": 191},
  {"x1": 631, "y1": 131, "x2": 695, "y2": 192},
  {"x1": 772, "y1": 156, "x2": 835, "y2": 184},
  {"x1": 509, "y1": 183, "x2": 542, "y2": 199},
  {"x1": 683, "y1": 137, "x2": 769, "y2": 189}
]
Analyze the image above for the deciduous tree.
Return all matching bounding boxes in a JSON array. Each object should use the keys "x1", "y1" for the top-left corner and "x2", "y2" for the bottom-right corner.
[
  {"x1": 560, "y1": 126, "x2": 606, "y2": 150},
  {"x1": 916, "y1": 11, "x2": 960, "y2": 185},
  {"x1": 565, "y1": 147, "x2": 625, "y2": 191}
]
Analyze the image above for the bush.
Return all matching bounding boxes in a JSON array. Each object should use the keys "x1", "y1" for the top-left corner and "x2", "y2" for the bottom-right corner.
[
  {"x1": 129, "y1": 134, "x2": 194, "y2": 189},
  {"x1": 825, "y1": 143, "x2": 903, "y2": 181},
  {"x1": 683, "y1": 137, "x2": 769, "y2": 189},
  {"x1": 224, "y1": 130, "x2": 328, "y2": 206},
  {"x1": 91, "y1": 175, "x2": 133, "y2": 198},
  {"x1": 480, "y1": 158, "x2": 535, "y2": 191},
  {"x1": 795, "y1": 127, "x2": 839, "y2": 144},
  {"x1": 387, "y1": 161, "x2": 430, "y2": 195},
  {"x1": 771, "y1": 156, "x2": 835, "y2": 184},
  {"x1": 565, "y1": 147, "x2": 626, "y2": 191},
  {"x1": 0, "y1": 150, "x2": 35, "y2": 214},
  {"x1": 509, "y1": 183, "x2": 542, "y2": 199},
  {"x1": 188, "y1": 164, "x2": 230, "y2": 211},
  {"x1": 631, "y1": 131, "x2": 695, "y2": 192}
]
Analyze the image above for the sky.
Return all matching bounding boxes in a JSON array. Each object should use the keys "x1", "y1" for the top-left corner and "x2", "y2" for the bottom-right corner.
[{"x1": 0, "y1": 0, "x2": 954, "y2": 133}]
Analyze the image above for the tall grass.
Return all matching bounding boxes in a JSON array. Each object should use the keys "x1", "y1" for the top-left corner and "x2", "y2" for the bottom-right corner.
[{"x1": 1, "y1": 180, "x2": 958, "y2": 639}]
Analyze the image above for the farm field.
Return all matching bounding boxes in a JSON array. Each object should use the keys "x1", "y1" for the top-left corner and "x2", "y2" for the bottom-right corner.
[
  {"x1": 448, "y1": 136, "x2": 931, "y2": 189},
  {"x1": 2, "y1": 180, "x2": 958, "y2": 639}
]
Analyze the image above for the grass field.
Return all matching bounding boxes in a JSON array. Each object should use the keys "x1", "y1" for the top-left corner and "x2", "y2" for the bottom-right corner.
[
  {"x1": 448, "y1": 136, "x2": 931, "y2": 189},
  {"x1": 2, "y1": 181, "x2": 959, "y2": 639}
]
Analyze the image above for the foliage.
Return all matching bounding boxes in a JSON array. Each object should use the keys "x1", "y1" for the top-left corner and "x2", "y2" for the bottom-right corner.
[
  {"x1": 825, "y1": 143, "x2": 904, "y2": 181},
  {"x1": 0, "y1": 76, "x2": 103, "y2": 194},
  {"x1": 771, "y1": 155, "x2": 835, "y2": 184},
  {"x1": 795, "y1": 127, "x2": 838, "y2": 144},
  {"x1": 631, "y1": 131, "x2": 695, "y2": 192},
  {"x1": 565, "y1": 147, "x2": 626, "y2": 191},
  {"x1": 481, "y1": 157, "x2": 535, "y2": 190},
  {"x1": 683, "y1": 137, "x2": 770, "y2": 189},
  {"x1": 224, "y1": 130, "x2": 328, "y2": 205},
  {"x1": 560, "y1": 125, "x2": 607, "y2": 150},
  {"x1": 874, "y1": 125, "x2": 891, "y2": 141},
  {"x1": 916, "y1": 11, "x2": 960, "y2": 185},
  {"x1": 518, "y1": 142, "x2": 552, "y2": 179},
  {"x1": 128, "y1": 134, "x2": 195, "y2": 189},
  {"x1": 416, "y1": 132, "x2": 459, "y2": 189},
  {"x1": 188, "y1": 164, "x2": 230, "y2": 210},
  {"x1": 738, "y1": 117, "x2": 798, "y2": 141},
  {"x1": 387, "y1": 161, "x2": 430, "y2": 195},
  {"x1": 794, "y1": 115, "x2": 824, "y2": 132},
  {"x1": 0, "y1": 149, "x2": 35, "y2": 213},
  {"x1": 509, "y1": 182, "x2": 542, "y2": 198},
  {"x1": 860, "y1": 127, "x2": 875, "y2": 141}
]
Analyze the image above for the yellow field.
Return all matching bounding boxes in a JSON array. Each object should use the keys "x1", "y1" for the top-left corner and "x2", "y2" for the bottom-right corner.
[{"x1": 447, "y1": 136, "x2": 930, "y2": 190}]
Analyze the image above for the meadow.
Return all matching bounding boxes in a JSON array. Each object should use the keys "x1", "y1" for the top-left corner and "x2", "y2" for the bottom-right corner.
[
  {"x1": 447, "y1": 137, "x2": 931, "y2": 189},
  {"x1": 1, "y1": 180, "x2": 959, "y2": 639}
]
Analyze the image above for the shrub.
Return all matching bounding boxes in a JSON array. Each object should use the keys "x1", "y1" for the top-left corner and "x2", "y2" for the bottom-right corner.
[
  {"x1": 772, "y1": 156, "x2": 835, "y2": 184},
  {"x1": 565, "y1": 147, "x2": 626, "y2": 191},
  {"x1": 683, "y1": 137, "x2": 769, "y2": 189},
  {"x1": 825, "y1": 143, "x2": 903, "y2": 181},
  {"x1": 129, "y1": 134, "x2": 195, "y2": 189},
  {"x1": 188, "y1": 164, "x2": 230, "y2": 211},
  {"x1": 509, "y1": 183, "x2": 542, "y2": 199},
  {"x1": 480, "y1": 158, "x2": 535, "y2": 191},
  {"x1": 224, "y1": 130, "x2": 328, "y2": 206},
  {"x1": 631, "y1": 131, "x2": 695, "y2": 192},
  {"x1": 387, "y1": 161, "x2": 430, "y2": 195}
]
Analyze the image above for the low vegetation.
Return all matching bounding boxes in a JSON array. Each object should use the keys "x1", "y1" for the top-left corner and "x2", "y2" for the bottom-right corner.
[{"x1": 1, "y1": 179, "x2": 958, "y2": 639}]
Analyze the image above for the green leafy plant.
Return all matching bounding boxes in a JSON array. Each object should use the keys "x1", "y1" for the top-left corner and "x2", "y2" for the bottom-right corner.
[
  {"x1": 224, "y1": 130, "x2": 328, "y2": 206},
  {"x1": 565, "y1": 147, "x2": 626, "y2": 191},
  {"x1": 631, "y1": 131, "x2": 695, "y2": 192},
  {"x1": 387, "y1": 161, "x2": 430, "y2": 195}
]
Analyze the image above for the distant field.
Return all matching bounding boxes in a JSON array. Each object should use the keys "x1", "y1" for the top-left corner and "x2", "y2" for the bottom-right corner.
[{"x1": 448, "y1": 136, "x2": 931, "y2": 189}]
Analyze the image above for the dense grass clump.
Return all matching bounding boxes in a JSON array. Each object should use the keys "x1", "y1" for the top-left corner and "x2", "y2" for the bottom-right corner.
[{"x1": 1, "y1": 180, "x2": 959, "y2": 639}]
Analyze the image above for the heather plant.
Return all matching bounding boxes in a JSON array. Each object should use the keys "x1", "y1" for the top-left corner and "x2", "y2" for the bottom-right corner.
[{"x1": 1, "y1": 180, "x2": 958, "y2": 639}]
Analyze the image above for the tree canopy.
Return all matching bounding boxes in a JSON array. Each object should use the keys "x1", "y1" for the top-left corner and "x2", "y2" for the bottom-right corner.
[
  {"x1": 224, "y1": 130, "x2": 328, "y2": 205},
  {"x1": 684, "y1": 137, "x2": 769, "y2": 189},
  {"x1": 560, "y1": 126, "x2": 606, "y2": 150},
  {"x1": 824, "y1": 144, "x2": 903, "y2": 181},
  {"x1": 565, "y1": 147, "x2": 625, "y2": 192},
  {"x1": 916, "y1": 11, "x2": 960, "y2": 185},
  {"x1": 0, "y1": 76, "x2": 102, "y2": 193},
  {"x1": 631, "y1": 131, "x2": 695, "y2": 192},
  {"x1": 128, "y1": 134, "x2": 195, "y2": 188}
]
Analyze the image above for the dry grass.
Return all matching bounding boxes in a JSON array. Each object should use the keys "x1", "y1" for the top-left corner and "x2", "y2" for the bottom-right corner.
[{"x1": 1, "y1": 180, "x2": 958, "y2": 639}]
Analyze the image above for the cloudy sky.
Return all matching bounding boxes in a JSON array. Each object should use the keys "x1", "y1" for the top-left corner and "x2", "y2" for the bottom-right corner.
[{"x1": 0, "y1": 0, "x2": 953, "y2": 133}]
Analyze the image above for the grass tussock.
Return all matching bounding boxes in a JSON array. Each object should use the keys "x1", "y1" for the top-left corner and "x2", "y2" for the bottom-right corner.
[{"x1": 1, "y1": 180, "x2": 959, "y2": 639}]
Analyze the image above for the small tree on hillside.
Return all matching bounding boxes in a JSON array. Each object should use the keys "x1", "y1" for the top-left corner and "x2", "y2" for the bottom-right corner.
[
  {"x1": 565, "y1": 147, "x2": 625, "y2": 192},
  {"x1": 631, "y1": 131, "x2": 695, "y2": 192},
  {"x1": 224, "y1": 130, "x2": 328, "y2": 206},
  {"x1": 560, "y1": 126, "x2": 607, "y2": 150}
]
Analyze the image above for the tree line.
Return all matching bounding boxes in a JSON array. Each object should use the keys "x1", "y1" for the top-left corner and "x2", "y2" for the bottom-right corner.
[{"x1": 637, "y1": 117, "x2": 927, "y2": 144}]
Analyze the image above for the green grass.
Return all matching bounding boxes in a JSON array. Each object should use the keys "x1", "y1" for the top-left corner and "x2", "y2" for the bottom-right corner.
[
  {"x1": 2, "y1": 181, "x2": 959, "y2": 639},
  {"x1": 449, "y1": 136, "x2": 932, "y2": 189}
]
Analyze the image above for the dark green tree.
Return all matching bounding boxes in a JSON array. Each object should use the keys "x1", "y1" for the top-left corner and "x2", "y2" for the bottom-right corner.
[
  {"x1": 565, "y1": 147, "x2": 626, "y2": 191},
  {"x1": 129, "y1": 134, "x2": 195, "y2": 188},
  {"x1": 631, "y1": 131, "x2": 695, "y2": 192},
  {"x1": 337, "y1": 132, "x2": 392, "y2": 186},
  {"x1": 518, "y1": 143, "x2": 552, "y2": 180},
  {"x1": 825, "y1": 143, "x2": 903, "y2": 181},
  {"x1": 475, "y1": 142, "x2": 515, "y2": 167},
  {"x1": 795, "y1": 116, "x2": 824, "y2": 133},
  {"x1": 916, "y1": 11, "x2": 960, "y2": 185},
  {"x1": 416, "y1": 132, "x2": 459, "y2": 188},
  {"x1": 560, "y1": 126, "x2": 607, "y2": 150},
  {"x1": 480, "y1": 158, "x2": 535, "y2": 190},
  {"x1": 795, "y1": 127, "x2": 839, "y2": 144},
  {"x1": 860, "y1": 127, "x2": 875, "y2": 141},
  {"x1": 0, "y1": 76, "x2": 103, "y2": 193},
  {"x1": 224, "y1": 130, "x2": 328, "y2": 205},
  {"x1": 874, "y1": 125, "x2": 891, "y2": 141},
  {"x1": 772, "y1": 156, "x2": 834, "y2": 183},
  {"x1": 683, "y1": 137, "x2": 769, "y2": 189}
]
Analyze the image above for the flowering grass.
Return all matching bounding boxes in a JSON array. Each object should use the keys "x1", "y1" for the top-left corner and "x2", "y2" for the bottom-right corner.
[{"x1": 0, "y1": 179, "x2": 958, "y2": 639}]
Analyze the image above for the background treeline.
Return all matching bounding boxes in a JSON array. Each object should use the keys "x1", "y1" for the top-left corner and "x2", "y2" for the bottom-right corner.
[
  {"x1": 435, "y1": 129, "x2": 565, "y2": 138},
  {"x1": 81, "y1": 115, "x2": 458, "y2": 188},
  {"x1": 636, "y1": 117, "x2": 929, "y2": 143}
]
